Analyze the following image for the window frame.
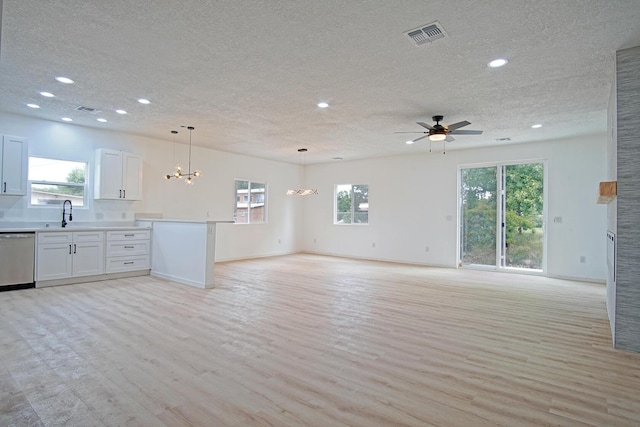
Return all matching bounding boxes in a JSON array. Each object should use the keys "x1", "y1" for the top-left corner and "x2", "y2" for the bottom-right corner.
[
  {"x1": 233, "y1": 179, "x2": 267, "y2": 224},
  {"x1": 334, "y1": 183, "x2": 369, "y2": 225},
  {"x1": 28, "y1": 156, "x2": 89, "y2": 208}
]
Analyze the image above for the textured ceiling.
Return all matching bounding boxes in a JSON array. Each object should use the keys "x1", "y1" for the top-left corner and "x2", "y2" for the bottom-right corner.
[{"x1": 1, "y1": 0, "x2": 639, "y2": 164}]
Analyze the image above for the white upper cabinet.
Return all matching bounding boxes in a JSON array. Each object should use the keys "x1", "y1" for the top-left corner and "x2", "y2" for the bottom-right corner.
[
  {"x1": 94, "y1": 149, "x2": 143, "y2": 200},
  {"x1": 121, "y1": 151, "x2": 143, "y2": 200},
  {"x1": 1, "y1": 135, "x2": 28, "y2": 196}
]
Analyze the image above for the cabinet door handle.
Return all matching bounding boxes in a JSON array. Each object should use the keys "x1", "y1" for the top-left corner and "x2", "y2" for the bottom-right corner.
[
  {"x1": 73, "y1": 244, "x2": 77, "y2": 254},
  {"x1": 3, "y1": 182, "x2": 6, "y2": 193},
  {"x1": 69, "y1": 244, "x2": 72, "y2": 254},
  {"x1": 124, "y1": 261, "x2": 134, "y2": 265},
  {"x1": 123, "y1": 189, "x2": 126, "y2": 198},
  {"x1": 124, "y1": 234, "x2": 134, "y2": 237}
]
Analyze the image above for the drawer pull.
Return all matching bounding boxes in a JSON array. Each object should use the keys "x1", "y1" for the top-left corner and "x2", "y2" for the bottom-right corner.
[
  {"x1": 124, "y1": 234, "x2": 135, "y2": 237},
  {"x1": 124, "y1": 261, "x2": 134, "y2": 265},
  {"x1": 124, "y1": 246, "x2": 134, "y2": 249}
]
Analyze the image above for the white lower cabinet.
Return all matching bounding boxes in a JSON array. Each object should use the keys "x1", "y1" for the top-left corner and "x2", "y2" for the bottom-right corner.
[
  {"x1": 36, "y1": 228, "x2": 150, "y2": 286},
  {"x1": 36, "y1": 241, "x2": 73, "y2": 280},
  {"x1": 106, "y1": 229, "x2": 151, "y2": 273},
  {"x1": 72, "y1": 241, "x2": 105, "y2": 277},
  {"x1": 36, "y1": 231, "x2": 104, "y2": 281}
]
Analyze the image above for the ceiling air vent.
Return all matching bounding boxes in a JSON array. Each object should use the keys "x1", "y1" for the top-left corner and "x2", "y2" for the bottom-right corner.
[
  {"x1": 404, "y1": 21, "x2": 447, "y2": 47},
  {"x1": 74, "y1": 106, "x2": 101, "y2": 114}
]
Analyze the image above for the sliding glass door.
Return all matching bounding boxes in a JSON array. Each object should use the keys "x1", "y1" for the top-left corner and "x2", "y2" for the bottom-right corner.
[
  {"x1": 460, "y1": 166, "x2": 498, "y2": 267},
  {"x1": 460, "y1": 162, "x2": 544, "y2": 272}
]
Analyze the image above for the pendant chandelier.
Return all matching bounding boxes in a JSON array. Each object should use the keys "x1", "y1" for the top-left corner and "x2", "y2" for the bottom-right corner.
[
  {"x1": 286, "y1": 148, "x2": 318, "y2": 195},
  {"x1": 165, "y1": 126, "x2": 201, "y2": 184}
]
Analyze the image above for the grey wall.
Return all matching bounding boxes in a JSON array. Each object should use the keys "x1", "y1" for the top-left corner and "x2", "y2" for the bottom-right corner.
[
  {"x1": 606, "y1": 57, "x2": 618, "y2": 340},
  {"x1": 614, "y1": 45, "x2": 640, "y2": 352}
]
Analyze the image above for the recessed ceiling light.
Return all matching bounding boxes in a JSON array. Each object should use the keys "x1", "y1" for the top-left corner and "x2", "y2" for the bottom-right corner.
[
  {"x1": 61, "y1": 117, "x2": 73, "y2": 122},
  {"x1": 317, "y1": 102, "x2": 329, "y2": 108},
  {"x1": 27, "y1": 103, "x2": 40, "y2": 109},
  {"x1": 97, "y1": 118, "x2": 108, "y2": 123},
  {"x1": 55, "y1": 76, "x2": 75, "y2": 84},
  {"x1": 115, "y1": 109, "x2": 127, "y2": 115},
  {"x1": 39, "y1": 92, "x2": 55, "y2": 97},
  {"x1": 531, "y1": 124, "x2": 542, "y2": 129},
  {"x1": 405, "y1": 140, "x2": 414, "y2": 145},
  {"x1": 488, "y1": 58, "x2": 508, "y2": 68},
  {"x1": 138, "y1": 98, "x2": 151, "y2": 104}
]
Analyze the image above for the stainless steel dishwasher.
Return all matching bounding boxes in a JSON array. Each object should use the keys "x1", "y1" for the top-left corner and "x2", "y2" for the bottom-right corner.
[{"x1": 0, "y1": 232, "x2": 36, "y2": 291}]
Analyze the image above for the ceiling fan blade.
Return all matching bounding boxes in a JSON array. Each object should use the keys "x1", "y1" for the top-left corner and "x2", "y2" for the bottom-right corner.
[
  {"x1": 449, "y1": 129, "x2": 483, "y2": 135},
  {"x1": 412, "y1": 135, "x2": 430, "y2": 143},
  {"x1": 395, "y1": 131, "x2": 428, "y2": 134},
  {"x1": 446, "y1": 120, "x2": 471, "y2": 131},
  {"x1": 417, "y1": 121, "x2": 434, "y2": 130},
  {"x1": 446, "y1": 135, "x2": 455, "y2": 142}
]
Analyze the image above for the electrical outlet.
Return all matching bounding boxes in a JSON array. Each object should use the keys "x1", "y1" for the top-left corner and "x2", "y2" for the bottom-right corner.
[
  {"x1": 425, "y1": 246, "x2": 429, "y2": 252},
  {"x1": 278, "y1": 238, "x2": 281, "y2": 244},
  {"x1": 446, "y1": 215, "x2": 453, "y2": 221},
  {"x1": 372, "y1": 242, "x2": 376, "y2": 248},
  {"x1": 313, "y1": 238, "x2": 317, "y2": 244},
  {"x1": 554, "y1": 216, "x2": 563, "y2": 224},
  {"x1": 580, "y1": 256, "x2": 586, "y2": 263},
  {"x1": 121, "y1": 212, "x2": 127, "y2": 219}
]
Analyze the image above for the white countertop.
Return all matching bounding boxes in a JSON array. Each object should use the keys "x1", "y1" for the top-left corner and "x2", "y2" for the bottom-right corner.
[
  {"x1": 135, "y1": 218, "x2": 234, "y2": 224},
  {"x1": 0, "y1": 225, "x2": 151, "y2": 233}
]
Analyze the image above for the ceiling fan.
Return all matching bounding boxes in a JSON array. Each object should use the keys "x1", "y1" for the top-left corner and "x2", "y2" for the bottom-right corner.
[{"x1": 397, "y1": 115, "x2": 483, "y2": 143}]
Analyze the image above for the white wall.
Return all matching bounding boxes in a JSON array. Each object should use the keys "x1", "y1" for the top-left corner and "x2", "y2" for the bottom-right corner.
[
  {"x1": 1, "y1": 113, "x2": 608, "y2": 280},
  {"x1": 0, "y1": 113, "x2": 303, "y2": 261},
  {"x1": 302, "y1": 134, "x2": 608, "y2": 282}
]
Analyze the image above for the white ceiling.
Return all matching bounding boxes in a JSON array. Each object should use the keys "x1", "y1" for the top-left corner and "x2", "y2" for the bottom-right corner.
[{"x1": 1, "y1": 0, "x2": 639, "y2": 164}]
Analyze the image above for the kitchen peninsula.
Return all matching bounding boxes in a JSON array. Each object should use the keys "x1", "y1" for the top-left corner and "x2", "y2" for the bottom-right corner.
[{"x1": 135, "y1": 218, "x2": 233, "y2": 289}]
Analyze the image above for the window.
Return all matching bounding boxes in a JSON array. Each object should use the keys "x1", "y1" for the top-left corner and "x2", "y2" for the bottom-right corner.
[
  {"x1": 28, "y1": 157, "x2": 88, "y2": 207},
  {"x1": 335, "y1": 184, "x2": 368, "y2": 224},
  {"x1": 234, "y1": 179, "x2": 266, "y2": 224}
]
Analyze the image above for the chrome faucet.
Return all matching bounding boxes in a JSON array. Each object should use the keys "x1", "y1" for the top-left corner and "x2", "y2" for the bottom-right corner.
[{"x1": 62, "y1": 200, "x2": 73, "y2": 228}]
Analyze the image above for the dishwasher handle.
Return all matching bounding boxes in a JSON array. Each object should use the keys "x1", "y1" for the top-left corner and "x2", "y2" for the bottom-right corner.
[{"x1": 0, "y1": 233, "x2": 35, "y2": 239}]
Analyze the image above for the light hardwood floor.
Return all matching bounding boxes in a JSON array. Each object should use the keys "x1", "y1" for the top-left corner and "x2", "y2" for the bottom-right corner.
[{"x1": 1, "y1": 254, "x2": 640, "y2": 426}]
